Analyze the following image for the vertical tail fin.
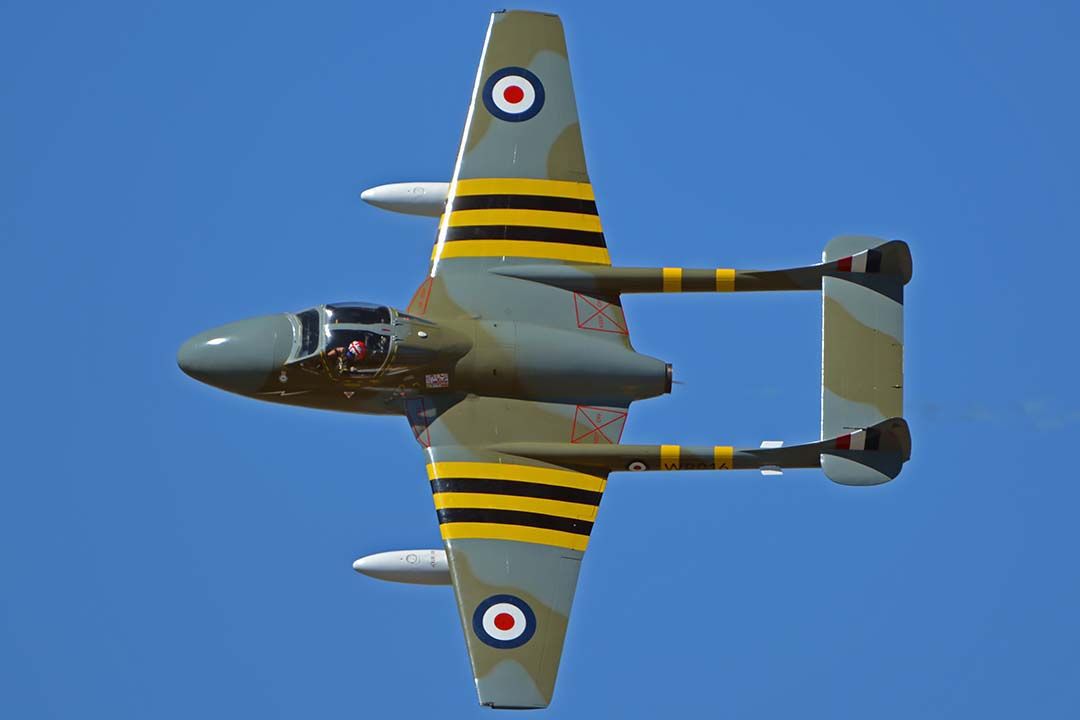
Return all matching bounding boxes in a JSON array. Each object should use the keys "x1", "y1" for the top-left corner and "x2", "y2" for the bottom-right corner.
[{"x1": 821, "y1": 236, "x2": 912, "y2": 482}]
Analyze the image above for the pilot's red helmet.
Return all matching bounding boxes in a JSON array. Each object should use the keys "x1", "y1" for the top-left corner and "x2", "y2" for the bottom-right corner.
[{"x1": 346, "y1": 340, "x2": 367, "y2": 360}]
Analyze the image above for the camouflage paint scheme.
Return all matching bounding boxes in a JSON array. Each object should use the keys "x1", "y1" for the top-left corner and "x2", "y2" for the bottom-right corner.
[{"x1": 177, "y1": 10, "x2": 913, "y2": 709}]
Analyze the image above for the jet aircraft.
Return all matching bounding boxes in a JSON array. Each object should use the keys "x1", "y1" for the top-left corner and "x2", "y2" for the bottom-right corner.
[{"x1": 178, "y1": 10, "x2": 913, "y2": 709}]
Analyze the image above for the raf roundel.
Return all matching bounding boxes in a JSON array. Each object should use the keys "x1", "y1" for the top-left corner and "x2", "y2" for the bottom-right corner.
[
  {"x1": 472, "y1": 594, "x2": 537, "y2": 649},
  {"x1": 482, "y1": 67, "x2": 545, "y2": 122}
]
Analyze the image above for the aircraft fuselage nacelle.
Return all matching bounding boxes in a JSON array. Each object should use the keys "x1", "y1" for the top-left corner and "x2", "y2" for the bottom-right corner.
[{"x1": 177, "y1": 302, "x2": 671, "y2": 413}]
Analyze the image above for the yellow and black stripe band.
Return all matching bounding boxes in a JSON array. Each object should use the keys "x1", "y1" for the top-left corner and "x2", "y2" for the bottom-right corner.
[
  {"x1": 435, "y1": 508, "x2": 593, "y2": 536},
  {"x1": 658, "y1": 268, "x2": 736, "y2": 293},
  {"x1": 426, "y1": 462, "x2": 605, "y2": 551},
  {"x1": 430, "y1": 477, "x2": 602, "y2": 506},
  {"x1": 715, "y1": 268, "x2": 735, "y2": 292},
  {"x1": 453, "y1": 178, "x2": 595, "y2": 199},
  {"x1": 450, "y1": 195, "x2": 598, "y2": 215},
  {"x1": 432, "y1": 241, "x2": 611, "y2": 264},
  {"x1": 433, "y1": 178, "x2": 610, "y2": 265},
  {"x1": 662, "y1": 268, "x2": 683, "y2": 292},
  {"x1": 654, "y1": 445, "x2": 735, "y2": 470}
]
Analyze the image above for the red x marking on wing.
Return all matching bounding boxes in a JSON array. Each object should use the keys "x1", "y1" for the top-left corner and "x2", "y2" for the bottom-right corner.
[
  {"x1": 573, "y1": 293, "x2": 628, "y2": 334},
  {"x1": 571, "y1": 405, "x2": 628, "y2": 444}
]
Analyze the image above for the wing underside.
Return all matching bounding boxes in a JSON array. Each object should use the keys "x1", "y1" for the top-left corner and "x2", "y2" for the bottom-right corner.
[
  {"x1": 431, "y1": 10, "x2": 608, "y2": 272},
  {"x1": 413, "y1": 12, "x2": 625, "y2": 708},
  {"x1": 409, "y1": 9, "x2": 629, "y2": 351},
  {"x1": 419, "y1": 394, "x2": 625, "y2": 708}
]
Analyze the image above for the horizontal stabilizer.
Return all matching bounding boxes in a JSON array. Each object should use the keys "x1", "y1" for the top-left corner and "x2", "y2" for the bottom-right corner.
[{"x1": 822, "y1": 236, "x2": 910, "y2": 443}]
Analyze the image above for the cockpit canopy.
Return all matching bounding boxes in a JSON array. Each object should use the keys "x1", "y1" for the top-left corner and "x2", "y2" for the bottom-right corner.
[
  {"x1": 325, "y1": 303, "x2": 391, "y2": 326},
  {"x1": 291, "y1": 303, "x2": 395, "y2": 378}
]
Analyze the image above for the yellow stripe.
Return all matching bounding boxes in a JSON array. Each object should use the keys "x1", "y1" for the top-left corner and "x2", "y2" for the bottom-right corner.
[
  {"x1": 662, "y1": 267, "x2": 683, "y2": 293},
  {"x1": 432, "y1": 493, "x2": 599, "y2": 521},
  {"x1": 660, "y1": 444, "x2": 681, "y2": 470},
  {"x1": 440, "y1": 522, "x2": 589, "y2": 551},
  {"x1": 454, "y1": 178, "x2": 594, "y2": 200},
  {"x1": 445, "y1": 208, "x2": 602, "y2": 232},
  {"x1": 432, "y1": 240, "x2": 611, "y2": 265},
  {"x1": 715, "y1": 268, "x2": 735, "y2": 292},
  {"x1": 713, "y1": 446, "x2": 734, "y2": 470},
  {"x1": 427, "y1": 462, "x2": 605, "y2": 492}
]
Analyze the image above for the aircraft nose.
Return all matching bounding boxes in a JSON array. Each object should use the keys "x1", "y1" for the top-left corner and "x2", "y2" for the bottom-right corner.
[{"x1": 177, "y1": 314, "x2": 294, "y2": 393}]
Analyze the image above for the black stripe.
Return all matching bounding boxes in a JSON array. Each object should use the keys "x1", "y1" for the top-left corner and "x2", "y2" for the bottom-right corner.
[
  {"x1": 444, "y1": 225, "x2": 607, "y2": 248},
  {"x1": 431, "y1": 478, "x2": 602, "y2": 506},
  {"x1": 436, "y1": 508, "x2": 594, "y2": 536},
  {"x1": 866, "y1": 249, "x2": 883, "y2": 273},
  {"x1": 452, "y1": 194, "x2": 598, "y2": 215},
  {"x1": 865, "y1": 428, "x2": 881, "y2": 451}
]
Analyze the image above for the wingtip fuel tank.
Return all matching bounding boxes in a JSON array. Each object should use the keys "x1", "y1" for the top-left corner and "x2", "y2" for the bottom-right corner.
[
  {"x1": 360, "y1": 182, "x2": 448, "y2": 217},
  {"x1": 352, "y1": 549, "x2": 450, "y2": 585}
]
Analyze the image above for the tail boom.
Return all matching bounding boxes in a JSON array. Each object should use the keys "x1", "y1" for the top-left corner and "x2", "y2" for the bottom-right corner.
[
  {"x1": 489, "y1": 240, "x2": 911, "y2": 295},
  {"x1": 491, "y1": 417, "x2": 911, "y2": 485}
]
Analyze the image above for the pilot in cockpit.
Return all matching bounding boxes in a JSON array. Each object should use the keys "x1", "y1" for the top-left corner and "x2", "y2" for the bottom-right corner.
[{"x1": 327, "y1": 339, "x2": 368, "y2": 374}]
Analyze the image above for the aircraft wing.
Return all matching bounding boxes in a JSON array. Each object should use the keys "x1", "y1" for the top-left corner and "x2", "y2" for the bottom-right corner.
[
  {"x1": 408, "y1": 10, "x2": 633, "y2": 341},
  {"x1": 431, "y1": 9, "x2": 605, "y2": 270},
  {"x1": 408, "y1": 394, "x2": 628, "y2": 709},
  {"x1": 403, "y1": 11, "x2": 635, "y2": 708}
]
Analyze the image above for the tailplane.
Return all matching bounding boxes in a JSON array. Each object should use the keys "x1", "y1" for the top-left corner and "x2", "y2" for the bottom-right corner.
[{"x1": 821, "y1": 235, "x2": 911, "y2": 477}]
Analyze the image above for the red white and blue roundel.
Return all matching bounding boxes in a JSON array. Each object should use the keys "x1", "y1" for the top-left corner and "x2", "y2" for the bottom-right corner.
[
  {"x1": 472, "y1": 594, "x2": 537, "y2": 649},
  {"x1": 482, "y1": 67, "x2": 545, "y2": 122}
]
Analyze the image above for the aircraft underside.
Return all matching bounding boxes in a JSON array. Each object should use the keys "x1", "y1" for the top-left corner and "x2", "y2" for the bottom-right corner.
[{"x1": 178, "y1": 9, "x2": 913, "y2": 710}]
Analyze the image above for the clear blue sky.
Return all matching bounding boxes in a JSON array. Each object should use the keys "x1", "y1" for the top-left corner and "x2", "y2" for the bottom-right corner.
[{"x1": 3, "y1": 1, "x2": 1078, "y2": 717}]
